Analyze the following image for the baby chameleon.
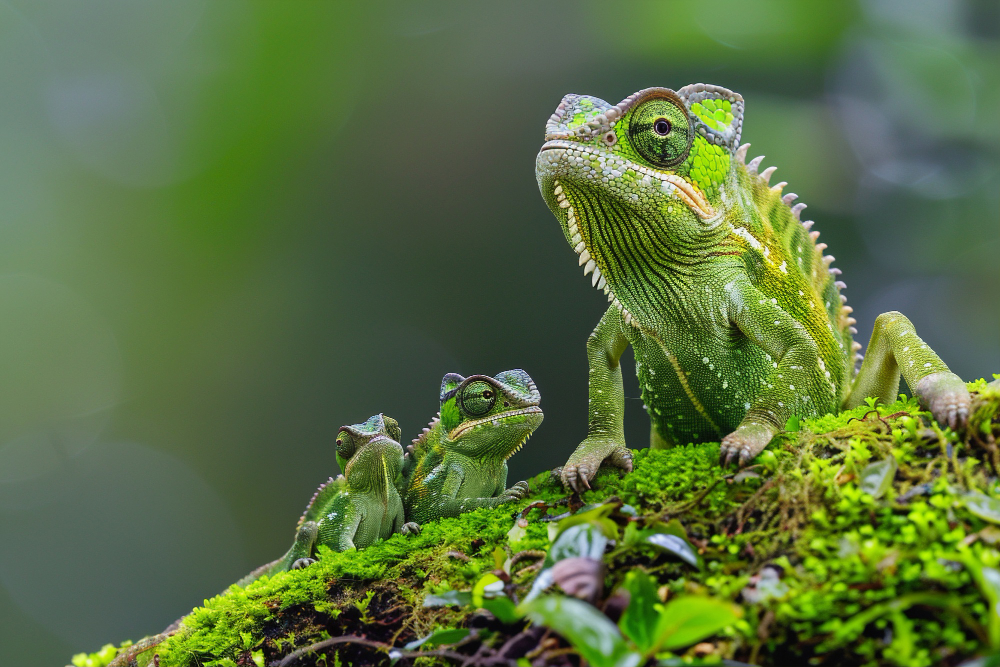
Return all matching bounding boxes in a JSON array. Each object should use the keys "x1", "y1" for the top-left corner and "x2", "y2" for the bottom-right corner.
[
  {"x1": 237, "y1": 413, "x2": 418, "y2": 585},
  {"x1": 535, "y1": 84, "x2": 971, "y2": 491},
  {"x1": 403, "y1": 370, "x2": 544, "y2": 525}
]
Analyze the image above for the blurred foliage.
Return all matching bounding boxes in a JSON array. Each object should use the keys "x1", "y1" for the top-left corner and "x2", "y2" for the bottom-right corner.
[{"x1": 0, "y1": 2, "x2": 995, "y2": 666}]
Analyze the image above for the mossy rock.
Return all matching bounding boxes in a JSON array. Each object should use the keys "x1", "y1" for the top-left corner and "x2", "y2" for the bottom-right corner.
[{"x1": 72, "y1": 380, "x2": 1000, "y2": 667}]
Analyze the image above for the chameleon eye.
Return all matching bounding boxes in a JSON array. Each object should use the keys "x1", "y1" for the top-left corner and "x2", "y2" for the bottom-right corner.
[
  {"x1": 460, "y1": 381, "x2": 497, "y2": 416},
  {"x1": 628, "y1": 92, "x2": 691, "y2": 168},
  {"x1": 336, "y1": 433, "x2": 356, "y2": 458}
]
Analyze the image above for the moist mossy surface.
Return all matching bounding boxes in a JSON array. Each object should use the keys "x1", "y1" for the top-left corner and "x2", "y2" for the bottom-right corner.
[{"x1": 73, "y1": 380, "x2": 1000, "y2": 667}]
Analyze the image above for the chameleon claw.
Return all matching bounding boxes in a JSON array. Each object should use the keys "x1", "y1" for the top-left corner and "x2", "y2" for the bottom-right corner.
[
  {"x1": 723, "y1": 447, "x2": 739, "y2": 468},
  {"x1": 738, "y1": 447, "x2": 753, "y2": 468},
  {"x1": 503, "y1": 481, "x2": 530, "y2": 501},
  {"x1": 563, "y1": 464, "x2": 592, "y2": 493},
  {"x1": 291, "y1": 557, "x2": 316, "y2": 570},
  {"x1": 608, "y1": 447, "x2": 634, "y2": 473}
]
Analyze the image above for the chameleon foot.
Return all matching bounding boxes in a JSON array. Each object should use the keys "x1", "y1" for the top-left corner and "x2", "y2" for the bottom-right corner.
[
  {"x1": 560, "y1": 442, "x2": 633, "y2": 493},
  {"x1": 500, "y1": 481, "x2": 530, "y2": 502},
  {"x1": 290, "y1": 557, "x2": 316, "y2": 570},
  {"x1": 915, "y1": 372, "x2": 970, "y2": 431},
  {"x1": 720, "y1": 423, "x2": 774, "y2": 468},
  {"x1": 401, "y1": 521, "x2": 421, "y2": 536}
]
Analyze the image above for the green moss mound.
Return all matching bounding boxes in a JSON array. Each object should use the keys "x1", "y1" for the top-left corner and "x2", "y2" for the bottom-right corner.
[{"x1": 73, "y1": 380, "x2": 1000, "y2": 667}]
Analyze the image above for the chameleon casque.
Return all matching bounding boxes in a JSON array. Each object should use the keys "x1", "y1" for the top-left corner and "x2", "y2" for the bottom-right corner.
[
  {"x1": 238, "y1": 414, "x2": 418, "y2": 585},
  {"x1": 403, "y1": 370, "x2": 544, "y2": 524},
  {"x1": 535, "y1": 84, "x2": 971, "y2": 491}
]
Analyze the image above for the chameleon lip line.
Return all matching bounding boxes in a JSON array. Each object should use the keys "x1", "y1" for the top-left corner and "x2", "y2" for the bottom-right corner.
[
  {"x1": 448, "y1": 406, "x2": 543, "y2": 439},
  {"x1": 538, "y1": 139, "x2": 714, "y2": 219}
]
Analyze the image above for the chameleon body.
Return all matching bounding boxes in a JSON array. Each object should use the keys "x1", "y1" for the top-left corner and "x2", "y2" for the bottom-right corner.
[
  {"x1": 535, "y1": 84, "x2": 971, "y2": 491},
  {"x1": 403, "y1": 370, "x2": 543, "y2": 524},
  {"x1": 238, "y1": 414, "x2": 417, "y2": 585}
]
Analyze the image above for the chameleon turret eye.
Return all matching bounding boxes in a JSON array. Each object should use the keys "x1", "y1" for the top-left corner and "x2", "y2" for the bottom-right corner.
[
  {"x1": 460, "y1": 380, "x2": 497, "y2": 416},
  {"x1": 336, "y1": 432, "x2": 357, "y2": 459},
  {"x1": 628, "y1": 92, "x2": 692, "y2": 168}
]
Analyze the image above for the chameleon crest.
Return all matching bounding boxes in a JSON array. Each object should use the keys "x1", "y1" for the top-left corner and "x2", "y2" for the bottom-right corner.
[{"x1": 537, "y1": 84, "x2": 970, "y2": 490}]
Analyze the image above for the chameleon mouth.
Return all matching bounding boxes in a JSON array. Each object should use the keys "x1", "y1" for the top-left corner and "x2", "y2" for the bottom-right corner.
[
  {"x1": 447, "y1": 406, "x2": 543, "y2": 440},
  {"x1": 539, "y1": 140, "x2": 714, "y2": 219}
]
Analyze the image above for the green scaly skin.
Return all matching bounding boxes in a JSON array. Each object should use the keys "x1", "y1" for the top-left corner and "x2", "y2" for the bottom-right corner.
[
  {"x1": 113, "y1": 414, "x2": 422, "y2": 663},
  {"x1": 237, "y1": 414, "x2": 418, "y2": 586},
  {"x1": 402, "y1": 370, "x2": 543, "y2": 525},
  {"x1": 535, "y1": 84, "x2": 971, "y2": 491}
]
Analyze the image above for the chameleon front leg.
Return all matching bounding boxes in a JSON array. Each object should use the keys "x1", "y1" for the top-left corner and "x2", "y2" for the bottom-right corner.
[
  {"x1": 845, "y1": 311, "x2": 969, "y2": 429},
  {"x1": 721, "y1": 284, "x2": 836, "y2": 466},
  {"x1": 390, "y1": 492, "x2": 421, "y2": 536},
  {"x1": 314, "y1": 504, "x2": 363, "y2": 553},
  {"x1": 493, "y1": 461, "x2": 531, "y2": 503},
  {"x1": 561, "y1": 307, "x2": 635, "y2": 492},
  {"x1": 431, "y1": 467, "x2": 529, "y2": 518}
]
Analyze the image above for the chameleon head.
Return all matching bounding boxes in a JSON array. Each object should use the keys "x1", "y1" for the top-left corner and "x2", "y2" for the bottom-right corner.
[
  {"x1": 438, "y1": 369, "x2": 543, "y2": 461},
  {"x1": 336, "y1": 413, "x2": 404, "y2": 494},
  {"x1": 535, "y1": 84, "x2": 744, "y2": 326}
]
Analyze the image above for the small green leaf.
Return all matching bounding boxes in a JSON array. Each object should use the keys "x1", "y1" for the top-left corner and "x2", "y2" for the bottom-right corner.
[
  {"x1": 979, "y1": 565, "x2": 1000, "y2": 649},
  {"x1": 619, "y1": 570, "x2": 660, "y2": 652},
  {"x1": 645, "y1": 532, "x2": 701, "y2": 568},
  {"x1": 859, "y1": 455, "x2": 898, "y2": 499},
  {"x1": 423, "y1": 590, "x2": 472, "y2": 607},
  {"x1": 654, "y1": 596, "x2": 741, "y2": 652},
  {"x1": 522, "y1": 595, "x2": 641, "y2": 667},
  {"x1": 784, "y1": 415, "x2": 801, "y2": 432},
  {"x1": 507, "y1": 522, "x2": 527, "y2": 545},
  {"x1": 965, "y1": 492, "x2": 1000, "y2": 524},
  {"x1": 648, "y1": 519, "x2": 687, "y2": 539},
  {"x1": 553, "y1": 503, "x2": 619, "y2": 541},
  {"x1": 472, "y1": 573, "x2": 506, "y2": 606},
  {"x1": 493, "y1": 547, "x2": 506, "y2": 570},
  {"x1": 550, "y1": 523, "x2": 608, "y2": 563},
  {"x1": 404, "y1": 627, "x2": 471, "y2": 650},
  {"x1": 482, "y1": 596, "x2": 521, "y2": 624},
  {"x1": 251, "y1": 649, "x2": 265, "y2": 667}
]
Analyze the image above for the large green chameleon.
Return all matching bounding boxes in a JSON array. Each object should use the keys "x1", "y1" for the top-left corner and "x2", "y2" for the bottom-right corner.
[
  {"x1": 238, "y1": 414, "x2": 417, "y2": 585},
  {"x1": 535, "y1": 84, "x2": 971, "y2": 491},
  {"x1": 403, "y1": 370, "x2": 544, "y2": 524}
]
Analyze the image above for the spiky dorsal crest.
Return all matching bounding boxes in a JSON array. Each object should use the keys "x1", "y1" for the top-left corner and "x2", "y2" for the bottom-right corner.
[
  {"x1": 732, "y1": 140, "x2": 861, "y2": 366},
  {"x1": 297, "y1": 475, "x2": 345, "y2": 529},
  {"x1": 407, "y1": 412, "x2": 441, "y2": 466}
]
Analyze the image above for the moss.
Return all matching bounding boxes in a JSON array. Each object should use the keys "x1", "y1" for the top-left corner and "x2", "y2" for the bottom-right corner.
[{"x1": 74, "y1": 380, "x2": 1000, "y2": 667}]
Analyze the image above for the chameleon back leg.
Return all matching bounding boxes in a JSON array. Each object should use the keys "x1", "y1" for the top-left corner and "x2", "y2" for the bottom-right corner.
[{"x1": 845, "y1": 311, "x2": 970, "y2": 429}]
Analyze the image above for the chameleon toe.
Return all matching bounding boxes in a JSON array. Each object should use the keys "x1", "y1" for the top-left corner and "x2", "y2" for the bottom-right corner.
[{"x1": 291, "y1": 558, "x2": 316, "y2": 570}]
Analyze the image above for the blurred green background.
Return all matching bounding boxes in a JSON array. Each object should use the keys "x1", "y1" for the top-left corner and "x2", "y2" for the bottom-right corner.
[{"x1": 0, "y1": 1, "x2": 995, "y2": 664}]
